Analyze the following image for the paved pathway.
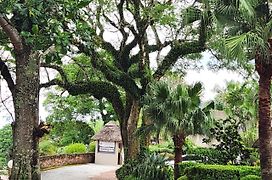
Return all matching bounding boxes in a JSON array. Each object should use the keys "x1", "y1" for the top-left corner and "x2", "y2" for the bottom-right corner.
[{"x1": 42, "y1": 163, "x2": 119, "y2": 180}]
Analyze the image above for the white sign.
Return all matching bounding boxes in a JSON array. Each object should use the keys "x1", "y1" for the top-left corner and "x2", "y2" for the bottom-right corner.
[{"x1": 98, "y1": 141, "x2": 115, "y2": 153}]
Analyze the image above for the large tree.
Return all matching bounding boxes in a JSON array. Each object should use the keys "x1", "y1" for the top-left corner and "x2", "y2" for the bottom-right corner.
[
  {"x1": 143, "y1": 81, "x2": 213, "y2": 180},
  {"x1": 211, "y1": 0, "x2": 272, "y2": 178},
  {"x1": 0, "y1": 1, "x2": 84, "y2": 179},
  {"x1": 41, "y1": 0, "x2": 211, "y2": 161}
]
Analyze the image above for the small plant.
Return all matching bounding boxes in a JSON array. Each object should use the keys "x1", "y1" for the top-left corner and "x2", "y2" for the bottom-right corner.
[
  {"x1": 39, "y1": 140, "x2": 57, "y2": 156},
  {"x1": 89, "y1": 141, "x2": 96, "y2": 152},
  {"x1": 63, "y1": 143, "x2": 87, "y2": 154},
  {"x1": 116, "y1": 152, "x2": 173, "y2": 180}
]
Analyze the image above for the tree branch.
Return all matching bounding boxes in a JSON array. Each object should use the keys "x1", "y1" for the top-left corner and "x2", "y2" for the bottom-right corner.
[
  {"x1": 66, "y1": 81, "x2": 124, "y2": 120},
  {"x1": 77, "y1": 43, "x2": 141, "y2": 98},
  {"x1": 0, "y1": 59, "x2": 15, "y2": 97},
  {"x1": 0, "y1": 15, "x2": 23, "y2": 54},
  {"x1": 153, "y1": 16, "x2": 208, "y2": 79},
  {"x1": 40, "y1": 63, "x2": 68, "y2": 84}
]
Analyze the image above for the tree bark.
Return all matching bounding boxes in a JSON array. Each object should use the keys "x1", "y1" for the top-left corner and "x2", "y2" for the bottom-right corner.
[
  {"x1": 173, "y1": 133, "x2": 185, "y2": 180},
  {"x1": 120, "y1": 98, "x2": 141, "y2": 162},
  {"x1": 256, "y1": 58, "x2": 272, "y2": 180},
  {"x1": 10, "y1": 51, "x2": 40, "y2": 180}
]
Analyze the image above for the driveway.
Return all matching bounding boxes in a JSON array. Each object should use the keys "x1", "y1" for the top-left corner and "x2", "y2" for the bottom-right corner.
[{"x1": 42, "y1": 163, "x2": 119, "y2": 180}]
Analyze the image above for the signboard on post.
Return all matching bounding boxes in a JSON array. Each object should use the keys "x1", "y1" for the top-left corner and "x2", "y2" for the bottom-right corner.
[{"x1": 98, "y1": 141, "x2": 115, "y2": 153}]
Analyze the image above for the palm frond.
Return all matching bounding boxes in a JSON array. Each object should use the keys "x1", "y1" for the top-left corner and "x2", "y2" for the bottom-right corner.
[{"x1": 238, "y1": 0, "x2": 257, "y2": 18}]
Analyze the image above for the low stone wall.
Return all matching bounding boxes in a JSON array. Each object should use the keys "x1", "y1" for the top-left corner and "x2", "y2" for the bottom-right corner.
[{"x1": 40, "y1": 153, "x2": 95, "y2": 169}]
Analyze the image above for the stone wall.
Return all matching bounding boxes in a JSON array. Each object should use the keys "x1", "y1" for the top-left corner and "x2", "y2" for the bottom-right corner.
[{"x1": 40, "y1": 153, "x2": 95, "y2": 169}]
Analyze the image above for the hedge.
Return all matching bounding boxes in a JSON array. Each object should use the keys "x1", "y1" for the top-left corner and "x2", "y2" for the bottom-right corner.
[
  {"x1": 185, "y1": 147, "x2": 224, "y2": 164},
  {"x1": 181, "y1": 163, "x2": 260, "y2": 180},
  {"x1": 240, "y1": 175, "x2": 261, "y2": 180}
]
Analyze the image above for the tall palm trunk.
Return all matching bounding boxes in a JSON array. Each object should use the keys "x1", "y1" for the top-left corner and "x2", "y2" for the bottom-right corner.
[
  {"x1": 173, "y1": 132, "x2": 185, "y2": 180},
  {"x1": 256, "y1": 58, "x2": 272, "y2": 180},
  {"x1": 11, "y1": 51, "x2": 40, "y2": 180}
]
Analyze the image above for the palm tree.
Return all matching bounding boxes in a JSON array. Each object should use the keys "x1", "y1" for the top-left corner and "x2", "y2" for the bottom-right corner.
[
  {"x1": 211, "y1": 1, "x2": 272, "y2": 178},
  {"x1": 143, "y1": 81, "x2": 213, "y2": 180}
]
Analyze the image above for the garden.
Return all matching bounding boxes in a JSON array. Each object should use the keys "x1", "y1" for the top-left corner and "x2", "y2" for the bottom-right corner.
[{"x1": 0, "y1": 0, "x2": 271, "y2": 180}]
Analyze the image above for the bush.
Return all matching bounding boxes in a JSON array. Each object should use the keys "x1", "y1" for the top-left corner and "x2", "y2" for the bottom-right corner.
[
  {"x1": 186, "y1": 147, "x2": 224, "y2": 164},
  {"x1": 63, "y1": 143, "x2": 87, "y2": 154},
  {"x1": 89, "y1": 141, "x2": 96, "y2": 152},
  {"x1": 116, "y1": 152, "x2": 173, "y2": 180},
  {"x1": 39, "y1": 140, "x2": 57, "y2": 156},
  {"x1": 183, "y1": 164, "x2": 260, "y2": 180},
  {"x1": 179, "y1": 162, "x2": 198, "y2": 176},
  {"x1": 240, "y1": 175, "x2": 261, "y2": 180}
]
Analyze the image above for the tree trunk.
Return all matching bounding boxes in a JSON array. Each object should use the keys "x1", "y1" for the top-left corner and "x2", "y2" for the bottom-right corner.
[
  {"x1": 173, "y1": 132, "x2": 185, "y2": 180},
  {"x1": 10, "y1": 51, "x2": 40, "y2": 180},
  {"x1": 120, "y1": 98, "x2": 141, "y2": 162},
  {"x1": 141, "y1": 114, "x2": 151, "y2": 147},
  {"x1": 256, "y1": 58, "x2": 272, "y2": 180}
]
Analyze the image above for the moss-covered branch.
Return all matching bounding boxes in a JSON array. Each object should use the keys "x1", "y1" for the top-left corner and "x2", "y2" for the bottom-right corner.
[
  {"x1": 77, "y1": 43, "x2": 141, "y2": 98},
  {"x1": 66, "y1": 81, "x2": 125, "y2": 120},
  {"x1": 153, "y1": 17, "x2": 208, "y2": 79}
]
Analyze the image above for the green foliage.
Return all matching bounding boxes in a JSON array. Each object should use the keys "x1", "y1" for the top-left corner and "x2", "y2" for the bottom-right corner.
[
  {"x1": 240, "y1": 175, "x2": 261, "y2": 180},
  {"x1": 149, "y1": 141, "x2": 173, "y2": 154},
  {"x1": 63, "y1": 143, "x2": 87, "y2": 154},
  {"x1": 204, "y1": 118, "x2": 248, "y2": 164},
  {"x1": 0, "y1": 125, "x2": 12, "y2": 169},
  {"x1": 185, "y1": 147, "x2": 224, "y2": 164},
  {"x1": 39, "y1": 140, "x2": 57, "y2": 156},
  {"x1": 182, "y1": 163, "x2": 260, "y2": 180},
  {"x1": 143, "y1": 81, "x2": 214, "y2": 138},
  {"x1": 179, "y1": 162, "x2": 198, "y2": 176},
  {"x1": 89, "y1": 141, "x2": 96, "y2": 153},
  {"x1": 44, "y1": 89, "x2": 116, "y2": 125},
  {"x1": 116, "y1": 152, "x2": 173, "y2": 180},
  {"x1": 242, "y1": 148, "x2": 260, "y2": 166},
  {"x1": 215, "y1": 81, "x2": 258, "y2": 129},
  {"x1": 177, "y1": 175, "x2": 188, "y2": 180},
  {"x1": 89, "y1": 120, "x2": 104, "y2": 134},
  {"x1": 47, "y1": 120, "x2": 94, "y2": 146},
  {"x1": 241, "y1": 127, "x2": 258, "y2": 148}
]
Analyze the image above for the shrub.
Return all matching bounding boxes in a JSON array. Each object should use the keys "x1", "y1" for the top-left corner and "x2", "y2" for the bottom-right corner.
[
  {"x1": 63, "y1": 143, "x2": 87, "y2": 154},
  {"x1": 179, "y1": 162, "x2": 198, "y2": 176},
  {"x1": 39, "y1": 140, "x2": 57, "y2": 156},
  {"x1": 240, "y1": 175, "x2": 261, "y2": 180},
  {"x1": 183, "y1": 164, "x2": 260, "y2": 180},
  {"x1": 186, "y1": 147, "x2": 224, "y2": 164},
  {"x1": 89, "y1": 141, "x2": 96, "y2": 152},
  {"x1": 116, "y1": 152, "x2": 173, "y2": 180},
  {"x1": 204, "y1": 118, "x2": 249, "y2": 164}
]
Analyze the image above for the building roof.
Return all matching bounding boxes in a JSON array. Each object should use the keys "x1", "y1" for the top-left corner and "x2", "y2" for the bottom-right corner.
[{"x1": 91, "y1": 121, "x2": 122, "y2": 142}]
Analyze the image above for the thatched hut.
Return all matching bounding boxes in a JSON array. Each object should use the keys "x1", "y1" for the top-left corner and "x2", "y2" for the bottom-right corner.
[{"x1": 91, "y1": 121, "x2": 124, "y2": 165}]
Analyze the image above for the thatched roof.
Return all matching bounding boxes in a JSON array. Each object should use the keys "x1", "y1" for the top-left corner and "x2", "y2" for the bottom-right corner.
[{"x1": 91, "y1": 121, "x2": 122, "y2": 142}]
